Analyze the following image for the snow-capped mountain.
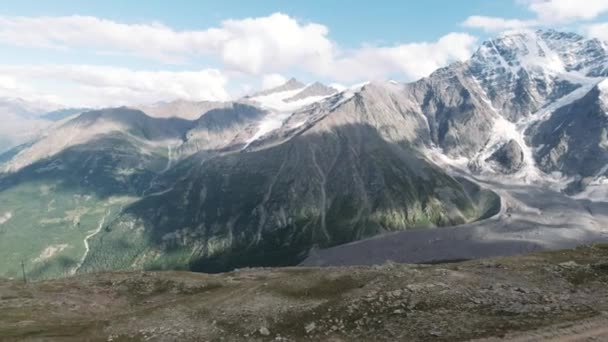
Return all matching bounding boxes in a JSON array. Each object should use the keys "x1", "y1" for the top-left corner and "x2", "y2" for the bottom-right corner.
[
  {"x1": 1, "y1": 29, "x2": 608, "y2": 279},
  {"x1": 403, "y1": 29, "x2": 608, "y2": 186}
]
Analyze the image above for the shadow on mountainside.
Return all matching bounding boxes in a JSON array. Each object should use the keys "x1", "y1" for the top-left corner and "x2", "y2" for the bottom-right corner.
[{"x1": 97, "y1": 123, "x2": 501, "y2": 273}]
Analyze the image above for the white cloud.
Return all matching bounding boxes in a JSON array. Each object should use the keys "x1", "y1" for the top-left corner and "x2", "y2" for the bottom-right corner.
[
  {"x1": 216, "y1": 14, "x2": 334, "y2": 74},
  {"x1": 0, "y1": 13, "x2": 477, "y2": 83},
  {"x1": 261, "y1": 74, "x2": 288, "y2": 90},
  {"x1": 584, "y1": 22, "x2": 608, "y2": 41},
  {"x1": 462, "y1": 16, "x2": 538, "y2": 32},
  {"x1": 326, "y1": 33, "x2": 478, "y2": 81},
  {"x1": 524, "y1": 0, "x2": 608, "y2": 22},
  {"x1": 0, "y1": 65, "x2": 229, "y2": 107},
  {"x1": 0, "y1": 13, "x2": 334, "y2": 75},
  {"x1": 464, "y1": 0, "x2": 608, "y2": 34},
  {"x1": 0, "y1": 75, "x2": 62, "y2": 105}
]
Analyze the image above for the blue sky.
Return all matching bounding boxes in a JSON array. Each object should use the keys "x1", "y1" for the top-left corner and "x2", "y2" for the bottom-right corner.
[
  {"x1": 0, "y1": 1, "x2": 530, "y2": 44},
  {"x1": 0, "y1": 0, "x2": 607, "y2": 107}
]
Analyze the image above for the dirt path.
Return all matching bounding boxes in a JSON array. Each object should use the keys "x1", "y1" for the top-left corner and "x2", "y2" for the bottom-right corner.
[
  {"x1": 476, "y1": 315, "x2": 608, "y2": 342},
  {"x1": 72, "y1": 210, "x2": 110, "y2": 274}
]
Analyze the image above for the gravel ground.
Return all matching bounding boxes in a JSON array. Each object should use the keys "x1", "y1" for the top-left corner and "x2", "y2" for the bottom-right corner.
[{"x1": 1, "y1": 243, "x2": 607, "y2": 341}]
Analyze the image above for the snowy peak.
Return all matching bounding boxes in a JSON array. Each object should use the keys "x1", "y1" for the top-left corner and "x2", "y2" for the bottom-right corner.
[
  {"x1": 248, "y1": 77, "x2": 306, "y2": 98},
  {"x1": 471, "y1": 29, "x2": 607, "y2": 77},
  {"x1": 463, "y1": 29, "x2": 608, "y2": 122},
  {"x1": 246, "y1": 79, "x2": 337, "y2": 112},
  {"x1": 284, "y1": 82, "x2": 337, "y2": 102},
  {"x1": 600, "y1": 79, "x2": 608, "y2": 112}
]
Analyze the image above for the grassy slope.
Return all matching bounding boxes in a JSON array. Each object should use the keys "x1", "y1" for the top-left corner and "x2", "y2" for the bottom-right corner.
[
  {"x1": 0, "y1": 180, "x2": 135, "y2": 280},
  {"x1": 0, "y1": 133, "x2": 167, "y2": 280}
]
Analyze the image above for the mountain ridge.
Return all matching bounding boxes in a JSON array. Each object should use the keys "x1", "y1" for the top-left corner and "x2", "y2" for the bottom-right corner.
[{"x1": 1, "y1": 29, "x2": 608, "y2": 279}]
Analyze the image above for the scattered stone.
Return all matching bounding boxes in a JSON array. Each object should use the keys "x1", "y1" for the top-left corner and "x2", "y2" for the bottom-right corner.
[
  {"x1": 388, "y1": 289, "x2": 403, "y2": 297},
  {"x1": 305, "y1": 322, "x2": 316, "y2": 334},
  {"x1": 259, "y1": 327, "x2": 270, "y2": 336},
  {"x1": 559, "y1": 261, "x2": 579, "y2": 268},
  {"x1": 430, "y1": 329, "x2": 442, "y2": 337}
]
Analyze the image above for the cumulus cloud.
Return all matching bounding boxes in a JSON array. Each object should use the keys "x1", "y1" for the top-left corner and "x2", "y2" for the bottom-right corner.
[
  {"x1": 524, "y1": 0, "x2": 608, "y2": 22},
  {"x1": 0, "y1": 75, "x2": 62, "y2": 105},
  {"x1": 462, "y1": 16, "x2": 538, "y2": 32},
  {"x1": 261, "y1": 74, "x2": 288, "y2": 90},
  {"x1": 0, "y1": 13, "x2": 334, "y2": 74},
  {"x1": 584, "y1": 22, "x2": 608, "y2": 41},
  {"x1": 464, "y1": 0, "x2": 608, "y2": 33},
  {"x1": 217, "y1": 14, "x2": 333, "y2": 74},
  {"x1": 0, "y1": 65, "x2": 229, "y2": 107},
  {"x1": 326, "y1": 33, "x2": 478, "y2": 81},
  {"x1": 0, "y1": 13, "x2": 477, "y2": 83}
]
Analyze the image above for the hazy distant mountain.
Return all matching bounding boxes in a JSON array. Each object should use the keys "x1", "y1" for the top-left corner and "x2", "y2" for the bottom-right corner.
[
  {"x1": 136, "y1": 100, "x2": 230, "y2": 120},
  {"x1": 0, "y1": 97, "x2": 61, "y2": 153},
  {"x1": 40, "y1": 108, "x2": 90, "y2": 122}
]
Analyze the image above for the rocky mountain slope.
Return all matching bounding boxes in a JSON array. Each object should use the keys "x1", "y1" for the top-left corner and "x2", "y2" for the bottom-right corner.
[
  {"x1": 406, "y1": 30, "x2": 608, "y2": 183},
  {"x1": 1, "y1": 244, "x2": 608, "y2": 341},
  {"x1": 0, "y1": 29, "x2": 608, "y2": 279}
]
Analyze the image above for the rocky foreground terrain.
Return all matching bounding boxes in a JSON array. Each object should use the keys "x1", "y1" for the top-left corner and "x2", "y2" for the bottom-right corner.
[{"x1": 1, "y1": 244, "x2": 607, "y2": 341}]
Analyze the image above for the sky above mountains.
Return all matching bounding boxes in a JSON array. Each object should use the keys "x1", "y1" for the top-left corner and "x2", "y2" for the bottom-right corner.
[{"x1": 1, "y1": 0, "x2": 608, "y2": 107}]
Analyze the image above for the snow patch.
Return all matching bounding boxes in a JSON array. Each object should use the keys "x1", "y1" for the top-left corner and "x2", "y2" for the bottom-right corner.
[
  {"x1": 249, "y1": 86, "x2": 329, "y2": 112},
  {"x1": 468, "y1": 76, "x2": 544, "y2": 182},
  {"x1": 573, "y1": 180, "x2": 608, "y2": 202},
  {"x1": 600, "y1": 79, "x2": 608, "y2": 114},
  {"x1": 290, "y1": 120, "x2": 308, "y2": 129},
  {"x1": 243, "y1": 83, "x2": 356, "y2": 148},
  {"x1": 519, "y1": 32, "x2": 566, "y2": 74},
  {"x1": 330, "y1": 82, "x2": 369, "y2": 111},
  {"x1": 243, "y1": 111, "x2": 293, "y2": 148},
  {"x1": 33, "y1": 244, "x2": 69, "y2": 263},
  {"x1": 521, "y1": 80, "x2": 602, "y2": 127},
  {"x1": 329, "y1": 83, "x2": 347, "y2": 92},
  {"x1": 0, "y1": 212, "x2": 12, "y2": 225}
]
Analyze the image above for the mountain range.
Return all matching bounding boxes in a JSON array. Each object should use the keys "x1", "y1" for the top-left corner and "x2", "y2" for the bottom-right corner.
[{"x1": 1, "y1": 29, "x2": 608, "y2": 279}]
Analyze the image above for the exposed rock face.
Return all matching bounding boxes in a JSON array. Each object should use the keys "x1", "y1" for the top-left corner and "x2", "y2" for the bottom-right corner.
[
  {"x1": 406, "y1": 64, "x2": 495, "y2": 157},
  {"x1": 177, "y1": 102, "x2": 267, "y2": 155},
  {"x1": 486, "y1": 139, "x2": 524, "y2": 174},
  {"x1": 407, "y1": 29, "x2": 607, "y2": 181},
  {"x1": 528, "y1": 86, "x2": 608, "y2": 177}
]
